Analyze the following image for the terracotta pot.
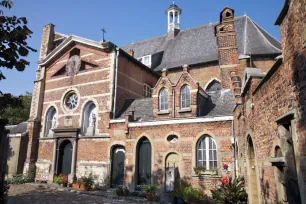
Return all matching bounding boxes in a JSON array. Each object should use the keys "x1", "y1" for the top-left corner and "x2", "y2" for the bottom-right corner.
[
  {"x1": 72, "y1": 183, "x2": 80, "y2": 189},
  {"x1": 123, "y1": 189, "x2": 129, "y2": 196},
  {"x1": 146, "y1": 193, "x2": 154, "y2": 201},
  {"x1": 80, "y1": 184, "x2": 90, "y2": 191},
  {"x1": 116, "y1": 190, "x2": 123, "y2": 196},
  {"x1": 0, "y1": 197, "x2": 7, "y2": 204},
  {"x1": 190, "y1": 200, "x2": 201, "y2": 204}
]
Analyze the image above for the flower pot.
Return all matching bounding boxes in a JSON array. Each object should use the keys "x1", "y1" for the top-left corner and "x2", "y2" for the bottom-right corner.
[
  {"x1": 146, "y1": 193, "x2": 154, "y2": 201},
  {"x1": 190, "y1": 200, "x2": 201, "y2": 204},
  {"x1": 123, "y1": 189, "x2": 129, "y2": 196},
  {"x1": 80, "y1": 184, "x2": 90, "y2": 191},
  {"x1": 0, "y1": 197, "x2": 7, "y2": 204},
  {"x1": 116, "y1": 190, "x2": 123, "y2": 196},
  {"x1": 72, "y1": 183, "x2": 80, "y2": 189},
  {"x1": 174, "y1": 196, "x2": 186, "y2": 204}
]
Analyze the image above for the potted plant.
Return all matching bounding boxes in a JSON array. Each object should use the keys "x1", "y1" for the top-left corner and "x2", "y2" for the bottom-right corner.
[
  {"x1": 193, "y1": 165, "x2": 206, "y2": 176},
  {"x1": 122, "y1": 186, "x2": 129, "y2": 196},
  {"x1": 115, "y1": 186, "x2": 123, "y2": 196},
  {"x1": 72, "y1": 177, "x2": 81, "y2": 189},
  {"x1": 80, "y1": 174, "x2": 94, "y2": 191},
  {"x1": 54, "y1": 175, "x2": 63, "y2": 185},
  {"x1": 182, "y1": 186, "x2": 205, "y2": 204},
  {"x1": 61, "y1": 175, "x2": 68, "y2": 187},
  {"x1": 173, "y1": 179, "x2": 190, "y2": 204},
  {"x1": 0, "y1": 182, "x2": 9, "y2": 204},
  {"x1": 142, "y1": 184, "x2": 158, "y2": 202},
  {"x1": 211, "y1": 176, "x2": 248, "y2": 204}
]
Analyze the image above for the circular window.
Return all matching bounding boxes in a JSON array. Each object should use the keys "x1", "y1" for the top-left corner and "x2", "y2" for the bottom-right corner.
[
  {"x1": 167, "y1": 135, "x2": 178, "y2": 144},
  {"x1": 65, "y1": 92, "x2": 78, "y2": 110}
]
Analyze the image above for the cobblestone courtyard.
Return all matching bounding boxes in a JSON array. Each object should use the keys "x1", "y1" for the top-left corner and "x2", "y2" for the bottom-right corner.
[{"x1": 7, "y1": 184, "x2": 159, "y2": 204}]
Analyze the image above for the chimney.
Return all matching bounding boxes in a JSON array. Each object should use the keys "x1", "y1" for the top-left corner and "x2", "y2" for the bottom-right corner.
[
  {"x1": 162, "y1": 68, "x2": 167, "y2": 77},
  {"x1": 39, "y1": 24, "x2": 55, "y2": 60},
  {"x1": 128, "y1": 49, "x2": 135, "y2": 57}
]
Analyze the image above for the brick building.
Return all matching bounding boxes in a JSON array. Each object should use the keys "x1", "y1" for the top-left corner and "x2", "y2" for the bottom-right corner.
[{"x1": 23, "y1": 1, "x2": 306, "y2": 202}]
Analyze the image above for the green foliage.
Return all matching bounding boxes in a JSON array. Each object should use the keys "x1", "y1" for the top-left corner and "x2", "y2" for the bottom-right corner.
[
  {"x1": 0, "y1": 0, "x2": 37, "y2": 82},
  {"x1": 0, "y1": 181, "x2": 9, "y2": 198},
  {"x1": 182, "y1": 186, "x2": 205, "y2": 203},
  {"x1": 80, "y1": 174, "x2": 95, "y2": 190},
  {"x1": 7, "y1": 173, "x2": 31, "y2": 185},
  {"x1": 0, "y1": 92, "x2": 31, "y2": 124},
  {"x1": 142, "y1": 184, "x2": 158, "y2": 195},
  {"x1": 193, "y1": 165, "x2": 206, "y2": 176},
  {"x1": 54, "y1": 174, "x2": 68, "y2": 185},
  {"x1": 173, "y1": 178, "x2": 191, "y2": 197},
  {"x1": 211, "y1": 177, "x2": 248, "y2": 204}
]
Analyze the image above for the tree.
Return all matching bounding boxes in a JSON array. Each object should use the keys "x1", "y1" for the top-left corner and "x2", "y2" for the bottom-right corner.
[
  {"x1": 0, "y1": 0, "x2": 36, "y2": 111},
  {"x1": 0, "y1": 92, "x2": 31, "y2": 125}
]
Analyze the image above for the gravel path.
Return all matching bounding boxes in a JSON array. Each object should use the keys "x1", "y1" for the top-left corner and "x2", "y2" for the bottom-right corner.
[{"x1": 8, "y1": 184, "x2": 160, "y2": 204}]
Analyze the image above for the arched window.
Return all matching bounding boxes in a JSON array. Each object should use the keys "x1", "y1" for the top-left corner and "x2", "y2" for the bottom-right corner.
[
  {"x1": 206, "y1": 80, "x2": 222, "y2": 92},
  {"x1": 81, "y1": 102, "x2": 97, "y2": 136},
  {"x1": 180, "y1": 85, "x2": 190, "y2": 109},
  {"x1": 159, "y1": 88, "x2": 168, "y2": 111},
  {"x1": 196, "y1": 136, "x2": 217, "y2": 170},
  {"x1": 45, "y1": 107, "x2": 57, "y2": 137}
]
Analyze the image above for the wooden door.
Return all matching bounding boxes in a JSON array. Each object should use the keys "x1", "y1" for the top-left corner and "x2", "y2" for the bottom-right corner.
[
  {"x1": 58, "y1": 141, "x2": 72, "y2": 175},
  {"x1": 111, "y1": 147, "x2": 125, "y2": 187},
  {"x1": 137, "y1": 138, "x2": 151, "y2": 185}
]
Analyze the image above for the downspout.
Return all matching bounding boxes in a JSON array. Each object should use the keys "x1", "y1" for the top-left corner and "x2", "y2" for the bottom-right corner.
[
  {"x1": 112, "y1": 47, "x2": 119, "y2": 119},
  {"x1": 232, "y1": 119, "x2": 236, "y2": 178},
  {"x1": 172, "y1": 88, "x2": 175, "y2": 118}
]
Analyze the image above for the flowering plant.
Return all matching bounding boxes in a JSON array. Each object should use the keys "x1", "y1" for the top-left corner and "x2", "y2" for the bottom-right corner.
[
  {"x1": 221, "y1": 176, "x2": 229, "y2": 185},
  {"x1": 222, "y1": 163, "x2": 229, "y2": 170},
  {"x1": 61, "y1": 174, "x2": 68, "y2": 184}
]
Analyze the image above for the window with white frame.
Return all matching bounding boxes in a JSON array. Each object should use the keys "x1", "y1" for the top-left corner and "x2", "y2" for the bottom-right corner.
[
  {"x1": 159, "y1": 88, "x2": 168, "y2": 111},
  {"x1": 196, "y1": 136, "x2": 217, "y2": 170},
  {"x1": 180, "y1": 85, "x2": 191, "y2": 109},
  {"x1": 45, "y1": 107, "x2": 57, "y2": 137},
  {"x1": 138, "y1": 55, "x2": 151, "y2": 67},
  {"x1": 143, "y1": 84, "x2": 152, "y2": 98},
  {"x1": 81, "y1": 102, "x2": 97, "y2": 136}
]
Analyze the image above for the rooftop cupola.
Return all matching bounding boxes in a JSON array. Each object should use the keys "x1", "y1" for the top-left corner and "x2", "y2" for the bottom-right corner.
[{"x1": 166, "y1": 2, "x2": 182, "y2": 39}]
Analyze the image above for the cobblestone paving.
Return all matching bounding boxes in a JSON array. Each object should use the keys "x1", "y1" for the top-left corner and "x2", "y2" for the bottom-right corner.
[{"x1": 8, "y1": 184, "x2": 160, "y2": 204}]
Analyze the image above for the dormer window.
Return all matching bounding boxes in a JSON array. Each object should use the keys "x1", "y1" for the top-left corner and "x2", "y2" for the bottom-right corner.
[
  {"x1": 138, "y1": 55, "x2": 151, "y2": 67},
  {"x1": 143, "y1": 84, "x2": 152, "y2": 98}
]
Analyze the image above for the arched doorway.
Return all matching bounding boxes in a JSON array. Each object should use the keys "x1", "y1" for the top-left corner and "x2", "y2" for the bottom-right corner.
[
  {"x1": 247, "y1": 137, "x2": 259, "y2": 204},
  {"x1": 137, "y1": 137, "x2": 152, "y2": 185},
  {"x1": 111, "y1": 146, "x2": 125, "y2": 188},
  {"x1": 165, "y1": 153, "x2": 180, "y2": 192},
  {"x1": 57, "y1": 140, "x2": 72, "y2": 175}
]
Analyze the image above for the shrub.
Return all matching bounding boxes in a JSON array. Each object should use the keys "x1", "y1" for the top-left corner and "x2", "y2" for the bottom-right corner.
[
  {"x1": 211, "y1": 176, "x2": 248, "y2": 204},
  {"x1": 142, "y1": 184, "x2": 158, "y2": 195},
  {"x1": 173, "y1": 178, "x2": 191, "y2": 197},
  {"x1": 182, "y1": 186, "x2": 205, "y2": 203},
  {"x1": 0, "y1": 181, "x2": 9, "y2": 199},
  {"x1": 7, "y1": 173, "x2": 31, "y2": 185}
]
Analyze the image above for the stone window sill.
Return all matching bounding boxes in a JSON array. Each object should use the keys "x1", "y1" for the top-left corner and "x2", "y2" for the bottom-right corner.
[
  {"x1": 178, "y1": 107, "x2": 192, "y2": 113},
  {"x1": 192, "y1": 170, "x2": 220, "y2": 178},
  {"x1": 158, "y1": 110, "x2": 170, "y2": 115}
]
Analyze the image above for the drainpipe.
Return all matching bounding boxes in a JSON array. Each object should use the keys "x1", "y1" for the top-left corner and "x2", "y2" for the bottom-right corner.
[
  {"x1": 112, "y1": 47, "x2": 119, "y2": 119},
  {"x1": 232, "y1": 119, "x2": 236, "y2": 178},
  {"x1": 172, "y1": 88, "x2": 175, "y2": 118}
]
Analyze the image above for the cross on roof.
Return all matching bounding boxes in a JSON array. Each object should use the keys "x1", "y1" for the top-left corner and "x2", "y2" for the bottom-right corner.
[{"x1": 101, "y1": 28, "x2": 107, "y2": 42}]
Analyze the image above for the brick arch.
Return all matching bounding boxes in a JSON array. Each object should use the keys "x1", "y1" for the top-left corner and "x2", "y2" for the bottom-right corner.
[
  {"x1": 107, "y1": 141, "x2": 126, "y2": 159},
  {"x1": 204, "y1": 78, "x2": 221, "y2": 90},
  {"x1": 162, "y1": 151, "x2": 183, "y2": 191}
]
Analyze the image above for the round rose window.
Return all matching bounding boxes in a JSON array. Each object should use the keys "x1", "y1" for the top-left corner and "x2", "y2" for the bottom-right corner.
[{"x1": 65, "y1": 92, "x2": 78, "y2": 110}]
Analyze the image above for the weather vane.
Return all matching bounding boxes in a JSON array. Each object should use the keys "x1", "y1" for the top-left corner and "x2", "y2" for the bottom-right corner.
[{"x1": 101, "y1": 28, "x2": 107, "y2": 42}]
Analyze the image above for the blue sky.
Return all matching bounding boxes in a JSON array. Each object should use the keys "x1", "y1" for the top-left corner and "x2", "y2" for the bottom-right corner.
[{"x1": 1, "y1": 0, "x2": 284, "y2": 96}]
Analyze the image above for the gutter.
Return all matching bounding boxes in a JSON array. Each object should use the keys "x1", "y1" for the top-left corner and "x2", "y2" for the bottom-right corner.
[
  {"x1": 232, "y1": 119, "x2": 236, "y2": 178},
  {"x1": 172, "y1": 88, "x2": 175, "y2": 118},
  {"x1": 113, "y1": 47, "x2": 120, "y2": 119}
]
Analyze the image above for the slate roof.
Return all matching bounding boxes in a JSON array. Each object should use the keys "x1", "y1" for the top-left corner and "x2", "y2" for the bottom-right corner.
[
  {"x1": 6, "y1": 122, "x2": 28, "y2": 135},
  {"x1": 116, "y1": 90, "x2": 234, "y2": 121},
  {"x1": 121, "y1": 15, "x2": 282, "y2": 71}
]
